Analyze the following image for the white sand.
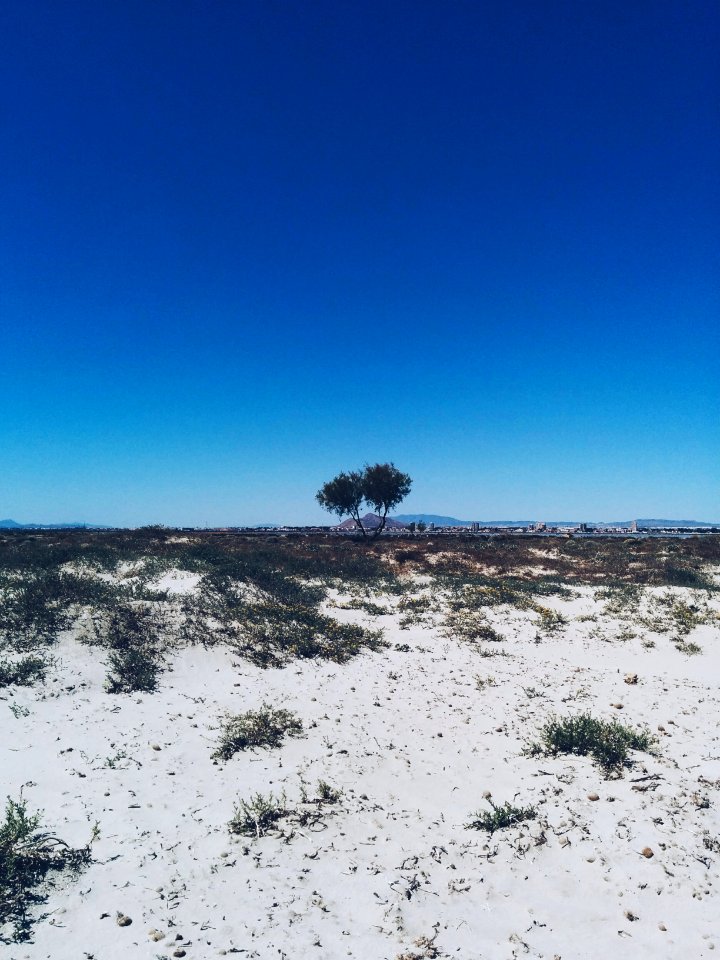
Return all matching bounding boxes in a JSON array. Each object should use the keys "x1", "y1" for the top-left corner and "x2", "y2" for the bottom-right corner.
[{"x1": 2, "y1": 582, "x2": 720, "y2": 959}]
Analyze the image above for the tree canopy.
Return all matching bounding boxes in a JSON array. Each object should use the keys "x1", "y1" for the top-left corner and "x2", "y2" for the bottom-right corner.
[{"x1": 316, "y1": 463, "x2": 412, "y2": 539}]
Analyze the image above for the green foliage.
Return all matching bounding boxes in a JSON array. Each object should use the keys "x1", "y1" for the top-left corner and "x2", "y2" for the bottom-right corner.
[
  {"x1": 229, "y1": 792, "x2": 288, "y2": 838},
  {"x1": 316, "y1": 780, "x2": 342, "y2": 803},
  {"x1": 100, "y1": 605, "x2": 163, "y2": 694},
  {"x1": 0, "y1": 656, "x2": 46, "y2": 688},
  {"x1": 105, "y1": 646, "x2": 160, "y2": 693},
  {"x1": 534, "y1": 712, "x2": 655, "y2": 776},
  {"x1": 675, "y1": 639, "x2": 702, "y2": 655},
  {"x1": 228, "y1": 602, "x2": 386, "y2": 669},
  {"x1": 316, "y1": 462, "x2": 412, "y2": 538},
  {"x1": 466, "y1": 800, "x2": 537, "y2": 834},
  {"x1": 213, "y1": 706, "x2": 303, "y2": 760},
  {"x1": 534, "y1": 606, "x2": 568, "y2": 633},
  {"x1": 316, "y1": 471, "x2": 365, "y2": 522},
  {"x1": 0, "y1": 798, "x2": 94, "y2": 944}
]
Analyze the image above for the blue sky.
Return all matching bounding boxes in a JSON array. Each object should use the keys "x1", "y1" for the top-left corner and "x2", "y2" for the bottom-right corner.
[{"x1": 1, "y1": 1, "x2": 718, "y2": 525}]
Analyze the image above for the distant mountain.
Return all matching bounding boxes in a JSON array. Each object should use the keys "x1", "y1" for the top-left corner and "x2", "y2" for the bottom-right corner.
[
  {"x1": 635, "y1": 519, "x2": 719, "y2": 528},
  {"x1": 393, "y1": 514, "x2": 719, "y2": 529},
  {"x1": 394, "y1": 515, "x2": 537, "y2": 527},
  {"x1": 0, "y1": 519, "x2": 108, "y2": 529},
  {"x1": 335, "y1": 513, "x2": 409, "y2": 531},
  {"x1": 394, "y1": 514, "x2": 474, "y2": 526}
]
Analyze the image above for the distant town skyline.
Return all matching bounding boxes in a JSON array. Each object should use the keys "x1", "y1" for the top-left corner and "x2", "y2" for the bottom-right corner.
[{"x1": 2, "y1": 2, "x2": 718, "y2": 527}]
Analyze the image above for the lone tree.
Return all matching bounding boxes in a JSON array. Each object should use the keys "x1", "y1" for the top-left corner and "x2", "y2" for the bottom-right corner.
[{"x1": 316, "y1": 463, "x2": 412, "y2": 539}]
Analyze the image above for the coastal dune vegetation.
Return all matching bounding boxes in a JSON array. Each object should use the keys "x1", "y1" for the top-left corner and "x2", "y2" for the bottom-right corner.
[{"x1": 0, "y1": 527, "x2": 719, "y2": 955}]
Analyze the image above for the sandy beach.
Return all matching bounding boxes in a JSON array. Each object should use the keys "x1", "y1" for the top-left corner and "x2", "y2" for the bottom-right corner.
[{"x1": 2, "y1": 553, "x2": 719, "y2": 960}]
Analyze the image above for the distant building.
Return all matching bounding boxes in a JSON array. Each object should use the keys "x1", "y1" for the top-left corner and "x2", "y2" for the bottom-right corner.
[
  {"x1": 629, "y1": 520, "x2": 638, "y2": 533},
  {"x1": 470, "y1": 522, "x2": 479, "y2": 533}
]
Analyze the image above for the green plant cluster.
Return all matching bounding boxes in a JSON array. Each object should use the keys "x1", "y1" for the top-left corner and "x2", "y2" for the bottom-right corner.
[
  {"x1": 0, "y1": 656, "x2": 46, "y2": 688},
  {"x1": 0, "y1": 798, "x2": 94, "y2": 944},
  {"x1": 466, "y1": 800, "x2": 537, "y2": 834},
  {"x1": 533, "y1": 712, "x2": 655, "y2": 775},
  {"x1": 213, "y1": 705, "x2": 303, "y2": 760}
]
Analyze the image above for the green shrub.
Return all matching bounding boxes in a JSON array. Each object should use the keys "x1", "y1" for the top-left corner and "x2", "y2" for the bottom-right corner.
[
  {"x1": 0, "y1": 657, "x2": 46, "y2": 688},
  {"x1": 99, "y1": 606, "x2": 163, "y2": 694},
  {"x1": 229, "y1": 793, "x2": 288, "y2": 838},
  {"x1": 675, "y1": 639, "x2": 702, "y2": 656},
  {"x1": 0, "y1": 798, "x2": 95, "y2": 944},
  {"x1": 534, "y1": 712, "x2": 655, "y2": 775},
  {"x1": 316, "y1": 780, "x2": 342, "y2": 803},
  {"x1": 213, "y1": 706, "x2": 303, "y2": 760},
  {"x1": 105, "y1": 645, "x2": 160, "y2": 694},
  {"x1": 466, "y1": 800, "x2": 537, "y2": 834}
]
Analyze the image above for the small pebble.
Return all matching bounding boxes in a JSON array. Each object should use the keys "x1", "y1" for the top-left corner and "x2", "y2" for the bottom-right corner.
[
  {"x1": 116, "y1": 913, "x2": 132, "y2": 927},
  {"x1": 612, "y1": 703, "x2": 624, "y2": 709},
  {"x1": 624, "y1": 909, "x2": 638, "y2": 921},
  {"x1": 588, "y1": 792, "x2": 599, "y2": 801},
  {"x1": 149, "y1": 929, "x2": 164, "y2": 941},
  {"x1": 482, "y1": 790, "x2": 492, "y2": 799},
  {"x1": 659, "y1": 923, "x2": 667, "y2": 931},
  {"x1": 151, "y1": 744, "x2": 161, "y2": 751},
  {"x1": 624, "y1": 674, "x2": 638, "y2": 685},
  {"x1": 641, "y1": 847, "x2": 654, "y2": 858},
  {"x1": 173, "y1": 951, "x2": 187, "y2": 958}
]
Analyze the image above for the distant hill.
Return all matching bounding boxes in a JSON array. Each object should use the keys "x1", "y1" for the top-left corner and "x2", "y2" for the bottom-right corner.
[
  {"x1": 0, "y1": 519, "x2": 108, "y2": 529},
  {"x1": 335, "y1": 513, "x2": 409, "y2": 531},
  {"x1": 394, "y1": 514, "x2": 475, "y2": 526},
  {"x1": 634, "y1": 519, "x2": 719, "y2": 528},
  {"x1": 393, "y1": 514, "x2": 719, "y2": 529}
]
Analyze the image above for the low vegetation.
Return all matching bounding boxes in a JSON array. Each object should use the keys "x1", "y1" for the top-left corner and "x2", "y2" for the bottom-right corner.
[
  {"x1": 0, "y1": 656, "x2": 46, "y2": 688},
  {"x1": 229, "y1": 792, "x2": 289, "y2": 838},
  {"x1": 466, "y1": 800, "x2": 537, "y2": 834},
  {"x1": 96, "y1": 605, "x2": 164, "y2": 694},
  {"x1": 532, "y1": 712, "x2": 655, "y2": 776},
  {"x1": 213, "y1": 705, "x2": 303, "y2": 760},
  {"x1": 229, "y1": 780, "x2": 343, "y2": 839},
  {"x1": 0, "y1": 797, "x2": 95, "y2": 944}
]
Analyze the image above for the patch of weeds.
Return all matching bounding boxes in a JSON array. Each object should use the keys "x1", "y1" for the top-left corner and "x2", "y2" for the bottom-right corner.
[
  {"x1": 639, "y1": 592, "x2": 708, "y2": 637},
  {"x1": 8, "y1": 704, "x2": 30, "y2": 719},
  {"x1": 534, "y1": 606, "x2": 567, "y2": 633},
  {"x1": 0, "y1": 797, "x2": 96, "y2": 944},
  {"x1": 523, "y1": 686, "x2": 546, "y2": 699},
  {"x1": 213, "y1": 706, "x2": 303, "y2": 760},
  {"x1": 598, "y1": 584, "x2": 642, "y2": 617},
  {"x1": 229, "y1": 602, "x2": 386, "y2": 669},
  {"x1": 466, "y1": 799, "x2": 537, "y2": 834},
  {"x1": 98, "y1": 606, "x2": 163, "y2": 694},
  {"x1": 445, "y1": 610, "x2": 504, "y2": 644},
  {"x1": 662, "y1": 564, "x2": 716, "y2": 590},
  {"x1": 396, "y1": 932, "x2": 441, "y2": 960},
  {"x1": 316, "y1": 780, "x2": 342, "y2": 803},
  {"x1": 532, "y1": 712, "x2": 655, "y2": 776},
  {"x1": 105, "y1": 645, "x2": 160, "y2": 694},
  {"x1": 476, "y1": 645, "x2": 510, "y2": 658},
  {"x1": 675, "y1": 639, "x2": 702, "y2": 656},
  {"x1": 229, "y1": 792, "x2": 288, "y2": 838},
  {"x1": 703, "y1": 834, "x2": 720, "y2": 855},
  {"x1": 394, "y1": 643, "x2": 411, "y2": 653},
  {"x1": 0, "y1": 657, "x2": 46, "y2": 688},
  {"x1": 335, "y1": 598, "x2": 388, "y2": 616},
  {"x1": 475, "y1": 675, "x2": 497, "y2": 691}
]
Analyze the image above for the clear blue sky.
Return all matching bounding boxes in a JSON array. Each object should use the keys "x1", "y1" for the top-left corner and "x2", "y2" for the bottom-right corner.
[{"x1": 1, "y1": 1, "x2": 718, "y2": 525}]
